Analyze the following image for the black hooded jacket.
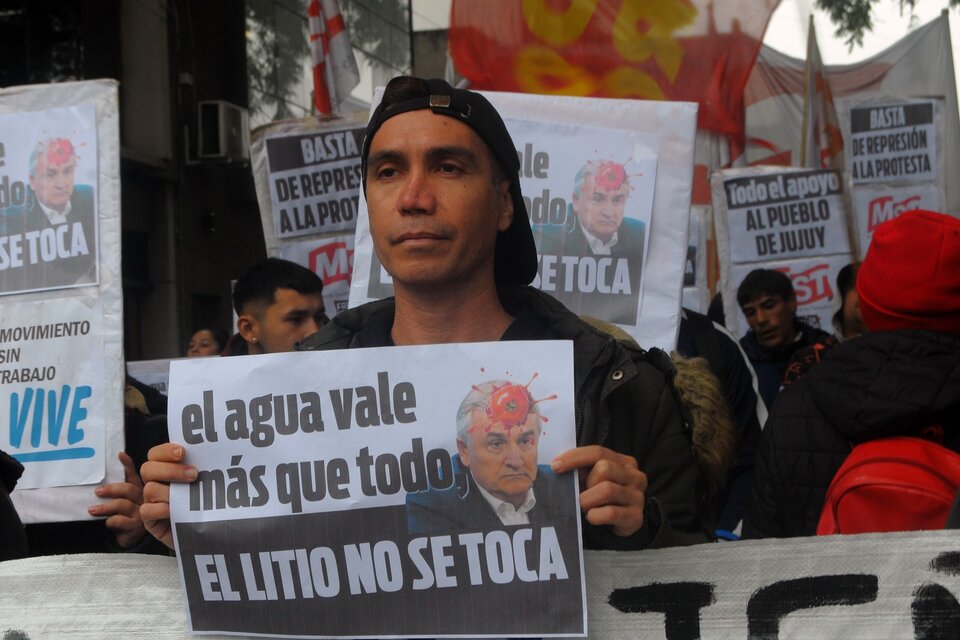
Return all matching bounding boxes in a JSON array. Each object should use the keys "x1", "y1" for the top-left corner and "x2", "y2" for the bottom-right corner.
[{"x1": 743, "y1": 329, "x2": 960, "y2": 538}]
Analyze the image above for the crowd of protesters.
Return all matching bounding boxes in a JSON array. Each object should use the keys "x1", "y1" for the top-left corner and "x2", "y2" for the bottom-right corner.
[{"x1": 2, "y1": 76, "x2": 959, "y2": 563}]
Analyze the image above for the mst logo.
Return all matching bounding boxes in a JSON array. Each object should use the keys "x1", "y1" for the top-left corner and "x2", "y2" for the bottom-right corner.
[
  {"x1": 868, "y1": 194, "x2": 922, "y2": 232},
  {"x1": 308, "y1": 241, "x2": 354, "y2": 285},
  {"x1": 778, "y1": 264, "x2": 833, "y2": 305}
]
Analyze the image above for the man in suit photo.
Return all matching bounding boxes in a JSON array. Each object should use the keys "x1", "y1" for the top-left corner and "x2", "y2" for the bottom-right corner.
[
  {"x1": 10, "y1": 137, "x2": 98, "y2": 292},
  {"x1": 535, "y1": 159, "x2": 646, "y2": 324},
  {"x1": 406, "y1": 380, "x2": 576, "y2": 533}
]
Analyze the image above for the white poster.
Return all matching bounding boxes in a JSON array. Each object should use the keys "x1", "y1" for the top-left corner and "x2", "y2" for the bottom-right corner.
[
  {"x1": 126, "y1": 358, "x2": 175, "y2": 395},
  {"x1": 167, "y1": 342, "x2": 585, "y2": 638},
  {"x1": 0, "y1": 80, "x2": 124, "y2": 522},
  {"x1": 713, "y1": 167, "x2": 854, "y2": 337},
  {"x1": 250, "y1": 112, "x2": 369, "y2": 319},
  {"x1": 349, "y1": 90, "x2": 697, "y2": 350},
  {"x1": 848, "y1": 101, "x2": 938, "y2": 184}
]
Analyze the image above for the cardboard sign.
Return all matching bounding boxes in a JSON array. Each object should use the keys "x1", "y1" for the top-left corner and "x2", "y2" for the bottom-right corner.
[{"x1": 167, "y1": 342, "x2": 586, "y2": 638}]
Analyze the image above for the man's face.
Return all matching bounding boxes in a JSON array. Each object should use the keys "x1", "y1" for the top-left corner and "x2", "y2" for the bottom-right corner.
[
  {"x1": 741, "y1": 294, "x2": 798, "y2": 348},
  {"x1": 572, "y1": 177, "x2": 629, "y2": 243},
  {"x1": 364, "y1": 110, "x2": 513, "y2": 293},
  {"x1": 31, "y1": 155, "x2": 76, "y2": 213},
  {"x1": 458, "y1": 410, "x2": 540, "y2": 509},
  {"x1": 841, "y1": 288, "x2": 866, "y2": 338},
  {"x1": 243, "y1": 288, "x2": 326, "y2": 354}
]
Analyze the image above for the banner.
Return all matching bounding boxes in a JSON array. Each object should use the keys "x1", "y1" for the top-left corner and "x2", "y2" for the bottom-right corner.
[
  {"x1": 744, "y1": 13, "x2": 960, "y2": 215},
  {"x1": 167, "y1": 342, "x2": 585, "y2": 638},
  {"x1": 251, "y1": 112, "x2": 367, "y2": 318},
  {"x1": 449, "y1": 0, "x2": 780, "y2": 141},
  {"x1": 712, "y1": 167, "x2": 853, "y2": 336},
  {"x1": 349, "y1": 89, "x2": 697, "y2": 350},
  {"x1": 4, "y1": 531, "x2": 960, "y2": 638},
  {"x1": 0, "y1": 80, "x2": 124, "y2": 522}
]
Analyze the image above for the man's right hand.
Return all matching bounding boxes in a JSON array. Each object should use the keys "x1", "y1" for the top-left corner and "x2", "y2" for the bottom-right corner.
[{"x1": 140, "y1": 443, "x2": 197, "y2": 550}]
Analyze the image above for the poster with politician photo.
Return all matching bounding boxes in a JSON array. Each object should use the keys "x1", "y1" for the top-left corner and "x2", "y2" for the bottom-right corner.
[
  {"x1": 515, "y1": 118, "x2": 657, "y2": 327},
  {"x1": 0, "y1": 103, "x2": 99, "y2": 295},
  {"x1": 359, "y1": 118, "x2": 659, "y2": 329},
  {"x1": 167, "y1": 341, "x2": 585, "y2": 638}
]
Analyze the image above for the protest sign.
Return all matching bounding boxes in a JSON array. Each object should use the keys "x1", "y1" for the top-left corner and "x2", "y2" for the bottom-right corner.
[
  {"x1": 277, "y1": 233, "x2": 354, "y2": 317},
  {"x1": 349, "y1": 90, "x2": 696, "y2": 350},
  {"x1": 127, "y1": 358, "x2": 175, "y2": 395},
  {"x1": 848, "y1": 100, "x2": 938, "y2": 184},
  {"x1": 712, "y1": 167, "x2": 854, "y2": 336},
  {"x1": 167, "y1": 341, "x2": 585, "y2": 638},
  {"x1": 4, "y1": 530, "x2": 960, "y2": 638},
  {"x1": 0, "y1": 80, "x2": 124, "y2": 522},
  {"x1": 250, "y1": 112, "x2": 368, "y2": 318}
]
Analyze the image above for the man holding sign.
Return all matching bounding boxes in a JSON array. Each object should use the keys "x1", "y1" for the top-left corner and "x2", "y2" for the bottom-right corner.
[{"x1": 143, "y1": 77, "x2": 707, "y2": 551}]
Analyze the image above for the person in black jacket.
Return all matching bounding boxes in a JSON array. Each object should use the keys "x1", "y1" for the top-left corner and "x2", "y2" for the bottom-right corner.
[{"x1": 743, "y1": 210, "x2": 960, "y2": 538}]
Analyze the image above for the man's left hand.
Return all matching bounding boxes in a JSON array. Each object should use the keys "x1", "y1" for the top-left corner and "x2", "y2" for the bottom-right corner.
[{"x1": 551, "y1": 445, "x2": 648, "y2": 537}]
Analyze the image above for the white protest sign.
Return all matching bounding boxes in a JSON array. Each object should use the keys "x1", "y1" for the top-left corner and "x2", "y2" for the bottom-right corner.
[
  {"x1": 250, "y1": 112, "x2": 368, "y2": 318},
  {"x1": 0, "y1": 80, "x2": 124, "y2": 522},
  {"x1": 126, "y1": 358, "x2": 175, "y2": 395},
  {"x1": 167, "y1": 342, "x2": 585, "y2": 638},
  {"x1": 349, "y1": 90, "x2": 696, "y2": 351},
  {"x1": 4, "y1": 531, "x2": 960, "y2": 638},
  {"x1": 712, "y1": 167, "x2": 854, "y2": 337},
  {"x1": 848, "y1": 100, "x2": 938, "y2": 185}
]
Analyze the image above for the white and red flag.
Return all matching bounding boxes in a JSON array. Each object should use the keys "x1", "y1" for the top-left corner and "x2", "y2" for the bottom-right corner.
[
  {"x1": 308, "y1": 0, "x2": 360, "y2": 114},
  {"x1": 800, "y1": 16, "x2": 843, "y2": 169}
]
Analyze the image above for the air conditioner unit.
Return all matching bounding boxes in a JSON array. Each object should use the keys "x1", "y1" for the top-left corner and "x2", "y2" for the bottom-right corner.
[{"x1": 197, "y1": 100, "x2": 250, "y2": 161}]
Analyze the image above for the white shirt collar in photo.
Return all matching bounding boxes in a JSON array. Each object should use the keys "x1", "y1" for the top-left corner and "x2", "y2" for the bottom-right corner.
[
  {"x1": 37, "y1": 198, "x2": 72, "y2": 225},
  {"x1": 579, "y1": 224, "x2": 618, "y2": 255},
  {"x1": 473, "y1": 474, "x2": 537, "y2": 526}
]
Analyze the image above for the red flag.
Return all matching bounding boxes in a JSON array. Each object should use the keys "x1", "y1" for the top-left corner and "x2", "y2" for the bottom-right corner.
[
  {"x1": 449, "y1": 0, "x2": 780, "y2": 144},
  {"x1": 308, "y1": 0, "x2": 360, "y2": 114}
]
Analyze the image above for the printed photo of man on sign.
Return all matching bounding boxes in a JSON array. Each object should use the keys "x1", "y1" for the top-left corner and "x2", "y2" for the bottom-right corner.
[
  {"x1": 407, "y1": 377, "x2": 575, "y2": 533},
  {"x1": 533, "y1": 156, "x2": 649, "y2": 325},
  {"x1": 0, "y1": 104, "x2": 100, "y2": 296}
]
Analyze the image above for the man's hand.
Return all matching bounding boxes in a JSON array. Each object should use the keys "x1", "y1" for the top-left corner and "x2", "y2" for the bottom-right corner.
[
  {"x1": 551, "y1": 445, "x2": 648, "y2": 537},
  {"x1": 88, "y1": 451, "x2": 146, "y2": 549},
  {"x1": 140, "y1": 443, "x2": 197, "y2": 550}
]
